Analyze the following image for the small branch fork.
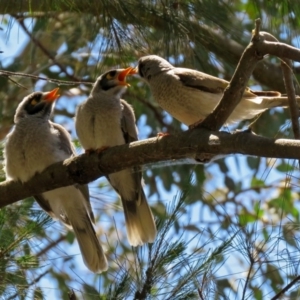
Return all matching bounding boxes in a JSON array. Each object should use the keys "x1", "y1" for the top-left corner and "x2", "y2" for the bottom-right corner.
[{"x1": 199, "y1": 19, "x2": 300, "y2": 134}]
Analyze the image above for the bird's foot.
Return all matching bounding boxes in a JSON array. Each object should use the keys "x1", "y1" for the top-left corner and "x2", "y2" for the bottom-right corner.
[
  {"x1": 96, "y1": 146, "x2": 110, "y2": 154},
  {"x1": 85, "y1": 149, "x2": 95, "y2": 155},
  {"x1": 157, "y1": 132, "x2": 170, "y2": 137},
  {"x1": 189, "y1": 119, "x2": 203, "y2": 130}
]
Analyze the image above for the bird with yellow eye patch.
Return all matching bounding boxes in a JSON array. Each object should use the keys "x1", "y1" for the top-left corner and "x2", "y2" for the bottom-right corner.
[
  {"x1": 4, "y1": 88, "x2": 108, "y2": 273},
  {"x1": 75, "y1": 68, "x2": 157, "y2": 247}
]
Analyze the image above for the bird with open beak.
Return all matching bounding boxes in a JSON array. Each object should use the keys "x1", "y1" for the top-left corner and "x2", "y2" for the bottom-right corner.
[
  {"x1": 75, "y1": 68, "x2": 157, "y2": 246},
  {"x1": 4, "y1": 88, "x2": 108, "y2": 273}
]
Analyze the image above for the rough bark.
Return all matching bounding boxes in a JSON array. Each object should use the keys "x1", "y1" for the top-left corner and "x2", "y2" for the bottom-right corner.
[{"x1": 1, "y1": 128, "x2": 300, "y2": 208}]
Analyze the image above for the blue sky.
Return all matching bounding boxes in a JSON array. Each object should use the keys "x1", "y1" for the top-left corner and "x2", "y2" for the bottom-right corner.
[{"x1": 1, "y1": 14, "x2": 300, "y2": 299}]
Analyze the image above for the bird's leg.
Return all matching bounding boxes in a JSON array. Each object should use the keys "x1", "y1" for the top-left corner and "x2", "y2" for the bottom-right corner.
[
  {"x1": 189, "y1": 119, "x2": 203, "y2": 130},
  {"x1": 85, "y1": 149, "x2": 95, "y2": 155},
  {"x1": 157, "y1": 132, "x2": 170, "y2": 137},
  {"x1": 85, "y1": 146, "x2": 109, "y2": 155}
]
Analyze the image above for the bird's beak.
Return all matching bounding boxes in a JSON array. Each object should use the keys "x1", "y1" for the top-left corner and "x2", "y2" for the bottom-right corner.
[
  {"x1": 43, "y1": 88, "x2": 60, "y2": 103},
  {"x1": 118, "y1": 67, "x2": 137, "y2": 86}
]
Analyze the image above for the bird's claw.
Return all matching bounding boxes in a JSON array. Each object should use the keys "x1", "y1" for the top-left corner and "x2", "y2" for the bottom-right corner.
[
  {"x1": 157, "y1": 132, "x2": 170, "y2": 137},
  {"x1": 189, "y1": 119, "x2": 203, "y2": 130},
  {"x1": 96, "y1": 146, "x2": 110, "y2": 154},
  {"x1": 85, "y1": 149, "x2": 94, "y2": 155},
  {"x1": 85, "y1": 146, "x2": 109, "y2": 154}
]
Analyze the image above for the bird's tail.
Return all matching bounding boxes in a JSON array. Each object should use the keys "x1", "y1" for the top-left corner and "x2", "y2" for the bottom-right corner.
[
  {"x1": 227, "y1": 95, "x2": 300, "y2": 124},
  {"x1": 246, "y1": 89, "x2": 300, "y2": 109},
  {"x1": 121, "y1": 191, "x2": 157, "y2": 247},
  {"x1": 68, "y1": 212, "x2": 108, "y2": 273},
  {"x1": 259, "y1": 96, "x2": 300, "y2": 109}
]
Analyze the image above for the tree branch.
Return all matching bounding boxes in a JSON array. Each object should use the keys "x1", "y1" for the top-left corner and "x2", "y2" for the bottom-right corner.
[
  {"x1": 199, "y1": 20, "x2": 300, "y2": 131},
  {"x1": 271, "y1": 275, "x2": 300, "y2": 300},
  {"x1": 2, "y1": 128, "x2": 300, "y2": 208},
  {"x1": 199, "y1": 19, "x2": 263, "y2": 131},
  {"x1": 0, "y1": 70, "x2": 93, "y2": 86}
]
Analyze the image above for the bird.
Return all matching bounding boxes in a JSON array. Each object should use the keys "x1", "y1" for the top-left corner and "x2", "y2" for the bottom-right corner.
[
  {"x1": 135, "y1": 54, "x2": 297, "y2": 127},
  {"x1": 75, "y1": 68, "x2": 157, "y2": 247},
  {"x1": 4, "y1": 88, "x2": 108, "y2": 273}
]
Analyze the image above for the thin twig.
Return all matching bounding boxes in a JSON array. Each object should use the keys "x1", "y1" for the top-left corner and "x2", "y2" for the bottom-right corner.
[
  {"x1": 7, "y1": 77, "x2": 29, "y2": 90},
  {"x1": 241, "y1": 248, "x2": 255, "y2": 299},
  {"x1": 134, "y1": 264, "x2": 154, "y2": 300},
  {"x1": 252, "y1": 18, "x2": 261, "y2": 40},
  {"x1": 54, "y1": 108, "x2": 75, "y2": 119},
  {"x1": 111, "y1": 20, "x2": 122, "y2": 51},
  {"x1": 6, "y1": 269, "x2": 50, "y2": 300},
  {"x1": 36, "y1": 235, "x2": 67, "y2": 257},
  {"x1": 15, "y1": 17, "x2": 83, "y2": 83},
  {"x1": 0, "y1": 70, "x2": 94, "y2": 86},
  {"x1": 198, "y1": 287, "x2": 205, "y2": 300},
  {"x1": 259, "y1": 31, "x2": 300, "y2": 167},
  {"x1": 282, "y1": 60, "x2": 300, "y2": 167},
  {"x1": 68, "y1": 290, "x2": 77, "y2": 300},
  {"x1": 271, "y1": 275, "x2": 300, "y2": 300}
]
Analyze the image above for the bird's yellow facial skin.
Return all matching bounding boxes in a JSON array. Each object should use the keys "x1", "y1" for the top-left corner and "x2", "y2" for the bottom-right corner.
[
  {"x1": 105, "y1": 71, "x2": 116, "y2": 80},
  {"x1": 30, "y1": 99, "x2": 38, "y2": 106}
]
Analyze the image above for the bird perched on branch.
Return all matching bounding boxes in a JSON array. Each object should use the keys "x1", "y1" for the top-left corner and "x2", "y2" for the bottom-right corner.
[
  {"x1": 75, "y1": 68, "x2": 157, "y2": 246},
  {"x1": 4, "y1": 88, "x2": 108, "y2": 273},
  {"x1": 135, "y1": 55, "x2": 296, "y2": 127}
]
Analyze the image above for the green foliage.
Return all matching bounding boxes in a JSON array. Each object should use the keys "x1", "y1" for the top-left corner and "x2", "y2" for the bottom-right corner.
[
  {"x1": 1, "y1": 0, "x2": 300, "y2": 299},
  {"x1": 0, "y1": 201, "x2": 52, "y2": 299}
]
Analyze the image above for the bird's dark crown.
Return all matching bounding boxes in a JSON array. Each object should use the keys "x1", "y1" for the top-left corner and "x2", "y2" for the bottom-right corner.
[
  {"x1": 23, "y1": 92, "x2": 49, "y2": 115},
  {"x1": 14, "y1": 91, "x2": 54, "y2": 124}
]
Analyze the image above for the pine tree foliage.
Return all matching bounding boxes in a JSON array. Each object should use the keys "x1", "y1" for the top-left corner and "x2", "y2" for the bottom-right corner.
[{"x1": 1, "y1": 1, "x2": 300, "y2": 299}]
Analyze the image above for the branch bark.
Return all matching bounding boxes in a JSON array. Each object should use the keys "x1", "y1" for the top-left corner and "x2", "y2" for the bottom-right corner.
[
  {"x1": 1, "y1": 128, "x2": 300, "y2": 208},
  {"x1": 199, "y1": 20, "x2": 300, "y2": 131}
]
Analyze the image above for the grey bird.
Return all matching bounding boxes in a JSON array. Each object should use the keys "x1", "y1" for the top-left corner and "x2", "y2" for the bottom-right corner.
[
  {"x1": 4, "y1": 88, "x2": 108, "y2": 273},
  {"x1": 136, "y1": 55, "x2": 298, "y2": 126},
  {"x1": 75, "y1": 68, "x2": 157, "y2": 247}
]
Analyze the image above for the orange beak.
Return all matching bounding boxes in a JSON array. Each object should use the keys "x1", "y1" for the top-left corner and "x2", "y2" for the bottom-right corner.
[
  {"x1": 118, "y1": 67, "x2": 137, "y2": 86},
  {"x1": 43, "y1": 88, "x2": 60, "y2": 102}
]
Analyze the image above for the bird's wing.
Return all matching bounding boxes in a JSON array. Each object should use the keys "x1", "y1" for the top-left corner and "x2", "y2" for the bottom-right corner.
[
  {"x1": 174, "y1": 68, "x2": 258, "y2": 98},
  {"x1": 120, "y1": 99, "x2": 138, "y2": 143},
  {"x1": 52, "y1": 123, "x2": 95, "y2": 223},
  {"x1": 174, "y1": 68, "x2": 229, "y2": 94},
  {"x1": 34, "y1": 194, "x2": 71, "y2": 226},
  {"x1": 52, "y1": 122, "x2": 76, "y2": 156},
  {"x1": 75, "y1": 183, "x2": 95, "y2": 223},
  {"x1": 119, "y1": 99, "x2": 143, "y2": 201}
]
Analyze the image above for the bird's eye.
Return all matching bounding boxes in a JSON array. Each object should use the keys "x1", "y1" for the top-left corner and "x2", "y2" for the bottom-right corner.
[
  {"x1": 106, "y1": 70, "x2": 116, "y2": 80},
  {"x1": 30, "y1": 99, "x2": 38, "y2": 106},
  {"x1": 147, "y1": 75, "x2": 152, "y2": 80},
  {"x1": 138, "y1": 63, "x2": 145, "y2": 77}
]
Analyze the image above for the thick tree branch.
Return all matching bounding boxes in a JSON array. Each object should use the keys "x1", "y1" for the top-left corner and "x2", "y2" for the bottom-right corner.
[
  {"x1": 199, "y1": 20, "x2": 300, "y2": 131},
  {"x1": 1, "y1": 128, "x2": 300, "y2": 208},
  {"x1": 198, "y1": 24, "x2": 287, "y2": 92},
  {"x1": 200, "y1": 21, "x2": 263, "y2": 130}
]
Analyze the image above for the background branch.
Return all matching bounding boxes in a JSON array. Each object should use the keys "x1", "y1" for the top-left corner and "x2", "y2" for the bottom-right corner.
[{"x1": 0, "y1": 70, "x2": 93, "y2": 86}]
